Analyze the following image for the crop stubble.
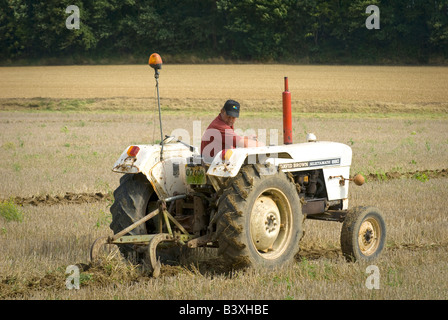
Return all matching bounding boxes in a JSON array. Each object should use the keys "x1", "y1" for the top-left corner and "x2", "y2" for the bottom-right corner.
[
  {"x1": 1, "y1": 65, "x2": 448, "y2": 115},
  {"x1": 1, "y1": 65, "x2": 447, "y2": 102},
  {"x1": 0, "y1": 65, "x2": 447, "y2": 299}
]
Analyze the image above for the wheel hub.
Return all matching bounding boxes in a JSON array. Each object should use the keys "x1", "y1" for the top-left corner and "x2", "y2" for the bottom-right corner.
[
  {"x1": 358, "y1": 219, "x2": 380, "y2": 256},
  {"x1": 364, "y1": 229, "x2": 373, "y2": 244},
  {"x1": 250, "y1": 196, "x2": 281, "y2": 252}
]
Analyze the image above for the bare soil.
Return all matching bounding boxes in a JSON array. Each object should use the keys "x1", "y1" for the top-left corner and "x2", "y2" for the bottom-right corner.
[
  {"x1": 7, "y1": 192, "x2": 112, "y2": 207},
  {"x1": 3, "y1": 168, "x2": 446, "y2": 207}
]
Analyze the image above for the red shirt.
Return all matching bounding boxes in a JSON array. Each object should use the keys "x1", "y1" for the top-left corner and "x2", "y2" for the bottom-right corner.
[{"x1": 200, "y1": 114, "x2": 243, "y2": 161}]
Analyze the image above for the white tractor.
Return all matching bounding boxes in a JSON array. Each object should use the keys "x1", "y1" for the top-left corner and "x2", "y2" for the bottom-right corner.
[{"x1": 90, "y1": 54, "x2": 386, "y2": 277}]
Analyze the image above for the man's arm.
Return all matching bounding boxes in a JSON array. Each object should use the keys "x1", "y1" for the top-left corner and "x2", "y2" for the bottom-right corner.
[
  {"x1": 224, "y1": 128, "x2": 265, "y2": 149},
  {"x1": 236, "y1": 135, "x2": 265, "y2": 148}
]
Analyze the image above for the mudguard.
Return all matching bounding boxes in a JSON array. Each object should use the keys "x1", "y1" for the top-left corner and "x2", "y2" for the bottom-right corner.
[
  {"x1": 112, "y1": 142, "x2": 198, "y2": 199},
  {"x1": 112, "y1": 144, "x2": 162, "y2": 175}
]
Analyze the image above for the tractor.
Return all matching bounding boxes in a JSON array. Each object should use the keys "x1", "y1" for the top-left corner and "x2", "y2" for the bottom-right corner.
[{"x1": 90, "y1": 53, "x2": 386, "y2": 277}]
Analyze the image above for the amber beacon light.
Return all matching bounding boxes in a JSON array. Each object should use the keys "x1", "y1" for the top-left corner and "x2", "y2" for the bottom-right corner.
[{"x1": 149, "y1": 53, "x2": 163, "y2": 70}]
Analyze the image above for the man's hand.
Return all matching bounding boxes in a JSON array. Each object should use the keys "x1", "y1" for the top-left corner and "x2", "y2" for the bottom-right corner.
[
  {"x1": 241, "y1": 135, "x2": 265, "y2": 147},
  {"x1": 247, "y1": 134, "x2": 258, "y2": 141}
]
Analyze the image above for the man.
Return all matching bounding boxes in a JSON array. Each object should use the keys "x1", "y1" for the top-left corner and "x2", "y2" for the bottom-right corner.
[{"x1": 200, "y1": 99, "x2": 264, "y2": 162}]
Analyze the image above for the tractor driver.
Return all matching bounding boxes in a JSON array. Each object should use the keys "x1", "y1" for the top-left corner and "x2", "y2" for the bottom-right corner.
[{"x1": 200, "y1": 99, "x2": 264, "y2": 163}]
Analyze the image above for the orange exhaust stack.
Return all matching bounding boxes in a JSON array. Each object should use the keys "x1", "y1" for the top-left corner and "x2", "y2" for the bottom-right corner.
[{"x1": 283, "y1": 77, "x2": 292, "y2": 145}]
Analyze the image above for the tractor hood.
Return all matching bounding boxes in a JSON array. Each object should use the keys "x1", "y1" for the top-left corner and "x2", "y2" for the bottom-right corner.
[{"x1": 207, "y1": 141, "x2": 352, "y2": 178}]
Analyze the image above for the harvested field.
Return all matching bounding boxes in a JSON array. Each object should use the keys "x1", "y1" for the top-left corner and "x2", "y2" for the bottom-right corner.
[
  {"x1": 1, "y1": 65, "x2": 448, "y2": 103},
  {"x1": 1, "y1": 65, "x2": 447, "y2": 116},
  {"x1": 3, "y1": 168, "x2": 447, "y2": 208},
  {"x1": 1, "y1": 112, "x2": 447, "y2": 198},
  {"x1": 0, "y1": 65, "x2": 447, "y2": 302}
]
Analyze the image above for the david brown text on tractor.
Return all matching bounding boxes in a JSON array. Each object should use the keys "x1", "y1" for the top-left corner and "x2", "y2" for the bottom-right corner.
[{"x1": 90, "y1": 53, "x2": 386, "y2": 277}]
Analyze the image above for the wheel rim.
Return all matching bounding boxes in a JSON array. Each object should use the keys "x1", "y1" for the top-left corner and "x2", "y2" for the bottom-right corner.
[
  {"x1": 358, "y1": 217, "x2": 381, "y2": 256},
  {"x1": 249, "y1": 188, "x2": 293, "y2": 260}
]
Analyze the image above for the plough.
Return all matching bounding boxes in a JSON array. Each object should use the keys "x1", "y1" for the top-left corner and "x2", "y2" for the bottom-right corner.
[{"x1": 90, "y1": 195, "x2": 200, "y2": 278}]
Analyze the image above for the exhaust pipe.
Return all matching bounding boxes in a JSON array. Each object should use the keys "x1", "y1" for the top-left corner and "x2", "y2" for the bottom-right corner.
[{"x1": 283, "y1": 77, "x2": 292, "y2": 145}]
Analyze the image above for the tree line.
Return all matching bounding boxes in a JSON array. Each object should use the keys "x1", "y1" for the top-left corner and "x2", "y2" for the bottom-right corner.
[{"x1": 1, "y1": 0, "x2": 447, "y2": 65}]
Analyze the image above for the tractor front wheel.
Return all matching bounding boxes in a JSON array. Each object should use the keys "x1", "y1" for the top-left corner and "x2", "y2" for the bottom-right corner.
[{"x1": 340, "y1": 206, "x2": 386, "y2": 262}]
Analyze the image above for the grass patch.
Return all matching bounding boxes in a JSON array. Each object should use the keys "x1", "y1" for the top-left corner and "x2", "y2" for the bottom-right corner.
[
  {"x1": 0, "y1": 200, "x2": 24, "y2": 222},
  {"x1": 0, "y1": 97, "x2": 447, "y2": 120},
  {"x1": 0, "y1": 98, "x2": 98, "y2": 112},
  {"x1": 413, "y1": 172, "x2": 429, "y2": 182}
]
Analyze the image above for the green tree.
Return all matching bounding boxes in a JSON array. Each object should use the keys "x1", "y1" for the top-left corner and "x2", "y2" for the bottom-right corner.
[
  {"x1": 427, "y1": 1, "x2": 448, "y2": 59},
  {"x1": 217, "y1": 0, "x2": 294, "y2": 60},
  {"x1": 0, "y1": 0, "x2": 446, "y2": 64}
]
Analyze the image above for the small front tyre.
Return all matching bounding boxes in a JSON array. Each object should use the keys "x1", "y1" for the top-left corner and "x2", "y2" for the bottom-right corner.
[{"x1": 340, "y1": 206, "x2": 386, "y2": 262}]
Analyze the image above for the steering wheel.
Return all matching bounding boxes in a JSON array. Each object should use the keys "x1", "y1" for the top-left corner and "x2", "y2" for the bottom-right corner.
[{"x1": 163, "y1": 135, "x2": 176, "y2": 144}]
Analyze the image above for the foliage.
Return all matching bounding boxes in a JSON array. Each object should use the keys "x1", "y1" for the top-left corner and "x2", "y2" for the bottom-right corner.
[
  {"x1": 413, "y1": 172, "x2": 429, "y2": 182},
  {"x1": 0, "y1": 0, "x2": 447, "y2": 64},
  {"x1": 0, "y1": 199, "x2": 24, "y2": 222}
]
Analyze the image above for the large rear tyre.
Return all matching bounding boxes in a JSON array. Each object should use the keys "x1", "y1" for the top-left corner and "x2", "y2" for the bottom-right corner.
[
  {"x1": 109, "y1": 173, "x2": 185, "y2": 268},
  {"x1": 340, "y1": 206, "x2": 386, "y2": 262},
  {"x1": 109, "y1": 173, "x2": 157, "y2": 263},
  {"x1": 216, "y1": 165, "x2": 303, "y2": 269}
]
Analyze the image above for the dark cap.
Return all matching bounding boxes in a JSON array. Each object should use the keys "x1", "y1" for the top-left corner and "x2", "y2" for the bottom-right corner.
[{"x1": 223, "y1": 100, "x2": 240, "y2": 118}]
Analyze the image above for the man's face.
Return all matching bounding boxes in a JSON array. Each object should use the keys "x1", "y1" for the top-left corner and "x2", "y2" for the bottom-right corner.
[{"x1": 221, "y1": 110, "x2": 237, "y2": 127}]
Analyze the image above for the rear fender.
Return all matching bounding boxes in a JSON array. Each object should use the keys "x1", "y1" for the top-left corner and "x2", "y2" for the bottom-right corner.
[
  {"x1": 112, "y1": 143, "x2": 198, "y2": 199},
  {"x1": 112, "y1": 145, "x2": 161, "y2": 175}
]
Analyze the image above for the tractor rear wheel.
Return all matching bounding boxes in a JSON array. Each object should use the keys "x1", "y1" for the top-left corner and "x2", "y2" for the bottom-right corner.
[
  {"x1": 216, "y1": 164, "x2": 303, "y2": 269},
  {"x1": 109, "y1": 173, "x2": 157, "y2": 263},
  {"x1": 340, "y1": 206, "x2": 386, "y2": 262},
  {"x1": 110, "y1": 173, "x2": 186, "y2": 268}
]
